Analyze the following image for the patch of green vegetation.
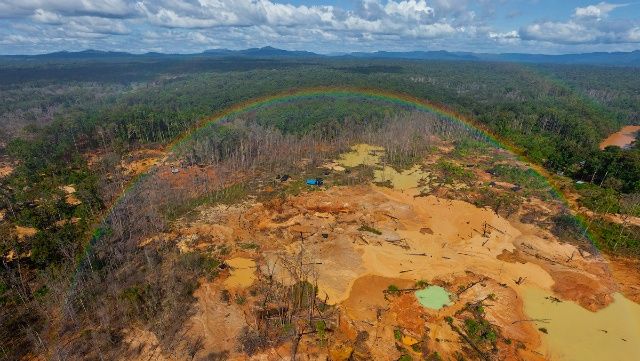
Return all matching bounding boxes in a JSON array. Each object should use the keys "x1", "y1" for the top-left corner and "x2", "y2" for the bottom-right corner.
[
  {"x1": 33, "y1": 285, "x2": 49, "y2": 299},
  {"x1": 464, "y1": 318, "x2": 497, "y2": 343},
  {"x1": 394, "y1": 328, "x2": 403, "y2": 341},
  {"x1": 254, "y1": 98, "x2": 397, "y2": 135},
  {"x1": 359, "y1": 224, "x2": 382, "y2": 235},
  {"x1": 373, "y1": 179, "x2": 394, "y2": 188},
  {"x1": 315, "y1": 320, "x2": 327, "y2": 345},
  {"x1": 331, "y1": 165, "x2": 375, "y2": 187},
  {"x1": 453, "y1": 138, "x2": 489, "y2": 157},
  {"x1": 551, "y1": 212, "x2": 587, "y2": 244},
  {"x1": 387, "y1": 284, "x2": 400, "y2": 295},
  {"x1": 119, "y1": 284, "x2": 161, "y2": 320},
  {"x1": 415, "y1": 280, "x2": 429, "y2": 288},
  {"x1": 179, "y1": 252, "x2": 222, "y2": 278},
  {"x1": 120, "y1": 285, "x2": 146, "y2": 305},
  {"x1": 473, "y1": 187, "x2": 521, "y2": 217},
  {"x1": 576, "y1": 184, "x2": 640, "y2": 245},
  {"x1": 490, "y1": 164, "x2": 549, "y2": 195},
  {"x1": 235, "y1": 295, "x2": 246, "y2": 305},
  {"x1": 574, "y1": 145, "x2": 640, "y2": 194},
  {"x1": 589, "y1": 219, "x2": 640, "y2": 256},
  {"x1": 165, "y1": 183, "x2": 248, "y2": 221},
  {"x1": 384, "y1": 153, "x2": 423, "y2": 172},
  {"x1": 437, "y1": 160, "x2": 474, "y2": 184},
  {"x1": 288, "y1": 178, "x2": 309, "y2": 195},
  {"x1": 397, "y1": 354, "x2": 412, "y2": 361},
  {"x1": 289, "y1": 281, "x2": 317, "y2": 307},
  {"x1": 238, "y1": 242, "x2": 259, "y2": 250},
  {"x1": 576, "y1": 183, "x2": 620, "y2": 213}
]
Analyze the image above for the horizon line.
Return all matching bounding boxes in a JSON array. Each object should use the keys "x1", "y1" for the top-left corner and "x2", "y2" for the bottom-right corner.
[{"x1": 2, "y1": 46, "x2": 640, "y2": 57}]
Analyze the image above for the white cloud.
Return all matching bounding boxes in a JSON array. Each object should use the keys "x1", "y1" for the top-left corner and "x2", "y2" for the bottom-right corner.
[
  {"x1": 489, "y1": 30, "x2": 519, "y2": 39},
  {"x1": 31, "y1": 9, "x2": 64, "y2": 24},
  {"x1": 0, "y1": 0, "x2": 638, "y2": 54},
  {"x1": 383, "y1": 0, "x2": 434, "y2": 21},
  {"x1": 1, "y1": 0, "x2": 137, "y2": 18},
  {"x1": 574, "y1": 2, "x2": 625, "y2": 20},
  {"x1": 136, "y1": 0, "x2": 336, "y2": 28},
  {"x1": 521, "y1": 21, "x2": 598, "y2": 44},
  {"x1": 0, "y1": 34, "x2": 38, "y2": 45},
  {"x1": 628, "y1": 26, "x2": 640, "y2": 42},
  {"x1": 65, "y1": 16, "x2": 130, "y2": 36},
  {"x1": 520, "y1": 2, "x2": 639, "y2": 44}
]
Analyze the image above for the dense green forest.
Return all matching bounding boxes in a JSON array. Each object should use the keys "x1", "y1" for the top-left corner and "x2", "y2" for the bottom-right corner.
[{"x1": 1, "y1": 56, "x2": 639, "y2": 359}]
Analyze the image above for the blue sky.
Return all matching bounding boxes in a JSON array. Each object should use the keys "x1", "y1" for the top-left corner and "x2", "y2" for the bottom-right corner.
[{"x1": 0, "y1": 1, "x2": 638, "y2": 55}]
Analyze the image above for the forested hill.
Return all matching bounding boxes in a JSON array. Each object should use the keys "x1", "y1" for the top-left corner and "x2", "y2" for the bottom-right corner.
[
  {"x1": 1, "y1": 57, "x2": 637, "y2": 167},
  {"x1": 2, "y1": 47, "x2": 640, "y2": 66}
]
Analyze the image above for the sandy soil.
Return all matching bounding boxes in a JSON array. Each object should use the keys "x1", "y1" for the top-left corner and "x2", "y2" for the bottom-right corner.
[
  {"x1": 15, "y1": 225, "x2": 38, "y2": 239},
  {"x1": 156, "y1": 180, "x2": 640, "y2": 360},
  {"x1": 57, "y1": 184, "x2": 82, "y2": 206},
  {"x1": 605, "y1": 255, "x2": 640, "y2": 303},
  {"x1": 0, "y1": 164, "x2": 14, "y2": 178},
  {"x1": 130, "y1": 144, "x2": 640, "y2": 360},
  {"x1": 120, "y1": 149, "x2": 166, "y2": 176},
  {"x1": 183, "y1": 281, "x2": 246, "y2": 358}
]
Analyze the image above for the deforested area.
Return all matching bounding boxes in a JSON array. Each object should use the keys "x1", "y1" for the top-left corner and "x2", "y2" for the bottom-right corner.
[{"x1": 1, "y1": 53, "x2": 639, "y2": 361}]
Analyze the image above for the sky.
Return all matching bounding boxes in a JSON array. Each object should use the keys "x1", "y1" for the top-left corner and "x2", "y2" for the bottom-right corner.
[{"x1": 0, "y1": 0, "x2": 639, "y2": 55}]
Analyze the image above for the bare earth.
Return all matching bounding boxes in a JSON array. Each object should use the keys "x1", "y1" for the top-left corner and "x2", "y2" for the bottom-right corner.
[{"x1": 129, "y1": 145, "x2": 640, "y2": 360}]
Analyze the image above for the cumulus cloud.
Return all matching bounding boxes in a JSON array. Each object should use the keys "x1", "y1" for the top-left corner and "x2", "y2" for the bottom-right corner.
[
  {"x1": 31, "y1": 9, "x2": 64, "y2": 24},
  {"x1": 0, "y1": 34, "x2": 38, "y2": 45},
  {"x1": 574, "y1": 2, "x2": 625, "y2": 20},
  {"x1": 521, "y1": 22, "x2": 597, "y2": 44},
  {"x1": 489, "y1": 30, "x2": 519, "y2": 44},
  {"x1": 0, "y1": 0, "x2": 638, "y2": 54},
  {"x1": 383, "y1": 0, "x2": 435, "y2": 21},
  {"x1": 65, "y1": 16, "x2": 130, "y2": 36},
  {"x1": 136, "y1": 0, "x2": 336, "y2": 28},
  {"x1": 520, "y1": 2, "x2": 639, "y2": 44},
  {"x1": 0, "y1": 0, "x2": 137, "y2": 18}
]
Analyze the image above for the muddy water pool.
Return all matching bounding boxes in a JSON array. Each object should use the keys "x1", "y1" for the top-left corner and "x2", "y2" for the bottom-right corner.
[
  {"x1": 523, "y1": 287, "x2": 640, "y2": 361},
  {"x1": 600, "y1": 125, "x2": 640, "y2": 150}
]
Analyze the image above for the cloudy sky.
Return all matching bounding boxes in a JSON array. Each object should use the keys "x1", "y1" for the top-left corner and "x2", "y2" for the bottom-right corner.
[{"x1": 0, "y1": 0, "x2": 639, "y2": 55}]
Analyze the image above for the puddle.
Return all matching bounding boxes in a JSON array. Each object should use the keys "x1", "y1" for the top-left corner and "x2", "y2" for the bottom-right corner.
[
  {"x1": 224, "y1": 257, "x2": 256, "y2": 289},
  {"x1": 337, "y1": 144, "x2": 384, "y2": 167},
  {"x1": 374, "y1": 164, "x2": 432, "y2": 191},
  {"x1": 337, "y1": 144, "x2": 431, "y2": 192},
  {"x1": 415, "y1": 286, "x2": 452, "y2": 310},
  {"x1": 523, "y1": 287, "x2": 640, "y2": 361}
]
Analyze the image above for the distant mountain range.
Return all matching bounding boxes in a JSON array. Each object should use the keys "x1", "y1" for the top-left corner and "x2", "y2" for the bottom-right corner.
[{"x1": 3, "y1": 46, "x2": 640, "y2": 66}]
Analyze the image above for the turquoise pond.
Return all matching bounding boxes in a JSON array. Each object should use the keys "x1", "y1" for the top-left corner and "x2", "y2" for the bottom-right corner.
[{"x1": 415, "y1": 286, "x2": 452, "y2": 310}]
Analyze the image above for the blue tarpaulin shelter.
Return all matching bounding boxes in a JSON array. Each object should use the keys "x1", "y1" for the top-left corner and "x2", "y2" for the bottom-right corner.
[{"x1": 306, "y1": 178, "x2": 323, "y2": 186}]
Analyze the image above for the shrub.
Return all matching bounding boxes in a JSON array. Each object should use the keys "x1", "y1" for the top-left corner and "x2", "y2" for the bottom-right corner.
[{"x1": 358, "y1": 224, "x2": 382, "y2": 235}]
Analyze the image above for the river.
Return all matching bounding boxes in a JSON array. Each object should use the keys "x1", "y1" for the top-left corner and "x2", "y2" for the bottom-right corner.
[{"x1": 599, "y1": 125, "x2": 640, "y2": 150}]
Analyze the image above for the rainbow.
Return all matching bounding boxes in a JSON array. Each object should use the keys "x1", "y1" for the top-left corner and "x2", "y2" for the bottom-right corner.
[{"x1": 77, "y1": 86, "x2": 599, "y2": 281}]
